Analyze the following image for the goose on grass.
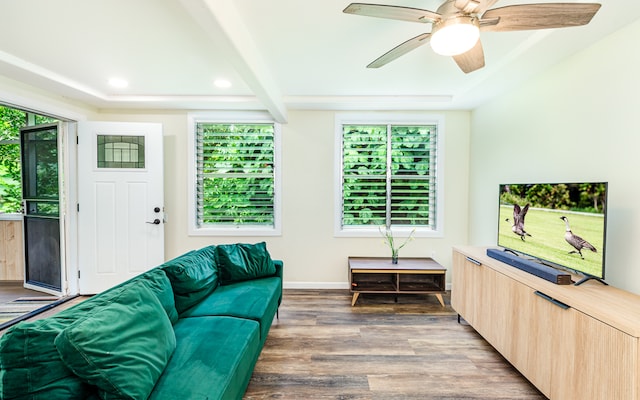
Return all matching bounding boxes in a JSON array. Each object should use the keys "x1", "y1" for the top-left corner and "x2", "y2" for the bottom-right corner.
[{"x1": 560, "y1": 216, "x2": 597, "y2": 259}]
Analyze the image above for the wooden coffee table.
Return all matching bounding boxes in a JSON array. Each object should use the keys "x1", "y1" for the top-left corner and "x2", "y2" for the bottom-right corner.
[{"x1": 348, "y1": 257, "x2": 446, "y2": 306}]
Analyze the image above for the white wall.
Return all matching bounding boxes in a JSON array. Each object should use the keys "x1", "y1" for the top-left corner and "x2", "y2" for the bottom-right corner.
[
  {"x1": 96, "y1": 110, "x2": 471, "y2": 287},
  {"x1": 469, "y1": 18, "x2": 640, "y2": 294}
]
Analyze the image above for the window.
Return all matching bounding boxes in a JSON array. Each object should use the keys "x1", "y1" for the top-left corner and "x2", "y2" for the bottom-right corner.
[
  {"x1": 336, "y1": 114, "x2": 443, "y2": 237},
  {"x1": 188, "y1": 112, "x2": 281, "y2": 236},
  {"x1": 97, "y1": 135, "x2": 145, "y2": 168}
]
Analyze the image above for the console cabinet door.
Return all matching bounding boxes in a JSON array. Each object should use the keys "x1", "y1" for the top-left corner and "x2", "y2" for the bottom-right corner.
[
  {"x1": 472, "y1": 261, "x2": 500, "y2": 340},
  {"x1": 451, "y1": 251, "x2": 482, "y2": 326},
  {"x1": 451, "y1": 252, "x2": 504, "y2": 340},
  {"x1": 451, "y1": 251, "x2": 477, "y2": 325},
  {"x1": 506, "y1": 287, "x2": 567, "y2": 398},
  {"x1": 551, "y1": 309, "x2": 637, "y2": 400}
]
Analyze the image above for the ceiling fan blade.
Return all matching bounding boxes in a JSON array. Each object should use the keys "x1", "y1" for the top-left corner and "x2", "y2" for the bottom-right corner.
[
  {"x1": 343, "y1": 3, "x2": 440, "y2": 24},
  {"x1": 481, "y1": 3, "x2": 601, "y2": 32},
  {"x1": 453, "y1": 39, "x2": 485, "y2": 73},
  {"x1": 454, "y1": 0, "x2": 499, "y2": 14},
  {"x1": 477, "y1": 0, "x2": 500, "y2": 14},
  {"x1": 367, "y1": 33, "x2": 431, "y2": 68}
]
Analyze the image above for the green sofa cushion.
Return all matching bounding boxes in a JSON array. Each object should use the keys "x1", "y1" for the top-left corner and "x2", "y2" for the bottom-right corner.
[
  {"x1": 180, "y1": 277, "x2": 281, "y2": 342},
  {"x1": 137, "y1": 268, "x2": 179, "y2": 324},
  {"x1": 0, "y1": 377, "x2": 97, "y2": 400},
  {"x1": 148, "y1": 316, "x2": 260, "y2": 400},
  {"x1": 0, "y1": 316, "x2": 96, "y2": 399},
  {"x1": 0, "y1": 268, "x2": 176, "y2": 400},
  {"x1": 216, "y1": 242, "x2": 276, "y2": 284},
  {"x1": 162, "y1": 246, "x2": 219, "y2": 313},
  {"x1": 55, "y1": 284, "x2": 176, "y2": 400}
]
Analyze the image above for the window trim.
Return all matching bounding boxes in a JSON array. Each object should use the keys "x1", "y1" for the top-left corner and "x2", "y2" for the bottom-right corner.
[
  {"x1": 334, "y1": 113, "x2": 445, "y2": 238},
  {"x1": 187, "y1": 111, "x2": 282, "y2": 236}
]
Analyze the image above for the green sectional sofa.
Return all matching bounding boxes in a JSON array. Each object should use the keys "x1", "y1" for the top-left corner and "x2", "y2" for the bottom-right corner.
[{"x1": 0, "y1": 242, "x2": 282, "y2": 400}]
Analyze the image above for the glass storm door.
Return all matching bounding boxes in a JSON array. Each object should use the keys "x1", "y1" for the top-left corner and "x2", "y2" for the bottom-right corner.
[{"x1": 20, "y1": 123, "x2": 63, "y2": 293}]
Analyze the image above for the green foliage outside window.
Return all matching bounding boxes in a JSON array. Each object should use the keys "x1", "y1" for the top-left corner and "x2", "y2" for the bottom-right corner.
[
  {"x1": 342, "y1": 125, "x2": 387, "y2": 226},
  {"x1": 342, "y1": 124, "x2": 436, "y2": 228},
  {"x1": 0, "y1": 107, "x2": 25, "y2": 213},
  {"x1": 0, "y1": 105, "x2": 57, "y2": 213},
  {"x1": 196, "y1": 123, "x2": 275, "y2": 226}
]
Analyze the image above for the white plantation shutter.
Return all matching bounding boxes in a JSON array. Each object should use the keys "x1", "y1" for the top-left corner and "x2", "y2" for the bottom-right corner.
[
  {"x1": 390, "y1": 125, "x2": 437, "y2": 226},
  {"x1": 195, "y1": 123, "x2": 275, "y2": 227},
  {"x1": 341, "y1": 124, "x2": 437, "y2": 229},
  {"x1": 342, "y1": 125, "x2": 388, "y2": 225}
]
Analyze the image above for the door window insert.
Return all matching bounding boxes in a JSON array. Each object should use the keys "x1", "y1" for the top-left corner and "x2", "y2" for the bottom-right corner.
[{"x1": 97, "y1": 135, "x2": 145, "y2": 169}]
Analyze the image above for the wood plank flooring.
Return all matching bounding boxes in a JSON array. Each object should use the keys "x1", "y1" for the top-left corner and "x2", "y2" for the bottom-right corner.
[
  {"x1": 0, "y1": 287, "x2": 547, "y2": 398},
  {"x1": 0, "y1": 282, "x2": 58, "y2": 327},
  {"x1": 0, "y1": 283, "x2": 87, "y2": 336},
  {"x1": 0, "y1": 282, "x2": 51, "y2": 303},
  {"x1": 245, "y1": 289, "x2": 546, "y2": 400}
]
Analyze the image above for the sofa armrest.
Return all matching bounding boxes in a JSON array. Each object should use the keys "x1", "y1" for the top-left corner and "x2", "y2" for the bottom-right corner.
[
  {"x1": 273, "y1": 260, "x2": 283, "y2": 306},
  {"x1": 273, "y1": 260, "x2": 283, "y2": 279}
]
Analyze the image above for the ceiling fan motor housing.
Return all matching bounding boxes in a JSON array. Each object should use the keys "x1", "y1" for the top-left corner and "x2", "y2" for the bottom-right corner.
[
  {"x1": 453, "y1": 0, "x2": 482, "y2": 14},
  {"x1": 439, "y1": 0, "x2": 481, "y2": 16}
]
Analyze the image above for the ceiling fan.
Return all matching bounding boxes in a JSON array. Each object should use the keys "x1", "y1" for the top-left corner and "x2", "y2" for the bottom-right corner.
[{"x1": 343, "y1": 0, "x2": 601, "y2": 73}]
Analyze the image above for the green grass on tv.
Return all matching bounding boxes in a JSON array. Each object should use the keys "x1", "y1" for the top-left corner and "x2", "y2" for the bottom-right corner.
[{"x1": 498, "y1": 205, "x2": 605, "y2": 277}]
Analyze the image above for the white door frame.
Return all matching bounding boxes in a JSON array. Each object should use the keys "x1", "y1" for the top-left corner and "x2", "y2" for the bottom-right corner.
[
  {"x1": 0, "y1": 93, "x2": 85, "y2": 296},
  {"x1": 76, "y1": 121, "x2": 164, "y2": 294},
  {"x1": 63, "y1": 122, "x2": 79, "y2": 296}
]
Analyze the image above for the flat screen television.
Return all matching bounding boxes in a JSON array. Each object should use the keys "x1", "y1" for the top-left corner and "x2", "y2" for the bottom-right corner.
[{"x1": 497, "y1": 182, "x2": 608, "y2": 285}]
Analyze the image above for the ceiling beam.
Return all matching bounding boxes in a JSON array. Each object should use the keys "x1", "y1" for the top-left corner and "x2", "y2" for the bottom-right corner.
[{"x1": 177, "y1": 0, "x2": 287, "y2": 123}]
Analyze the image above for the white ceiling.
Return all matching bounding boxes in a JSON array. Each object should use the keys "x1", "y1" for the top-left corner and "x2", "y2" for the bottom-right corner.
[{"x1": 0, "y1": 0, "x2": 637, "y2": 122}]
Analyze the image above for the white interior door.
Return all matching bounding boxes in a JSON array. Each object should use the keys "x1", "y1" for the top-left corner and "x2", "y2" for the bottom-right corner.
[{"x1": 77, "y1": 121, "x2": 164, "y2": 294}]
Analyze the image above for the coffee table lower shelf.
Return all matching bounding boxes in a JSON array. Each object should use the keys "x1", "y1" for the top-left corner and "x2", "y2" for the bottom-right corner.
[
  {"x1": 348, "y1": 257, "x2": 447, "y2": 307},
  {"x1": 350, "y1": 291, "x2": 445, "y2": 307}
]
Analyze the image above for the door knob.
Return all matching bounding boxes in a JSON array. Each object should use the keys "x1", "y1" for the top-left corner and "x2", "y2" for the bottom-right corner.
[
  {"x1": 154, "y1": 207, "x2": 161, "y2": 213},
  {"x1": 146, "y1": 219, "x2": 161, "y2": 225}
]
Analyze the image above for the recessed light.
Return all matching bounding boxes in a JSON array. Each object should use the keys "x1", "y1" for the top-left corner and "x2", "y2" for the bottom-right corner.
[
  {"x1": 214, "y1": 79, "x2": 232, "y2": 88},
  {"x1": 108, "y1": 77, "x2": 129, "y2": 88}
]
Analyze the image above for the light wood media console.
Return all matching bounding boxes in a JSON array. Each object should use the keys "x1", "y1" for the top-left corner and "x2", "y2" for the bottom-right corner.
[{"x1": 452, "y1": 246, "x2": 640, "y2": 400}]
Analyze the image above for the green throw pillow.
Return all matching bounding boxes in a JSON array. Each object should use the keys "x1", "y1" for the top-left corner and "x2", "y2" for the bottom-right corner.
[
  {"x1": 161, "y1": 246, "x2": 219, "y2": 313},
  {"x1": 54, "y1": 284, "x2": 176, "y2": 400},
  {"x1": 136, "y1": 268, "x2": 179, "y2": 324},
  {"x1": 216, "y1": 242, "x2": 276, "y2": 284}
]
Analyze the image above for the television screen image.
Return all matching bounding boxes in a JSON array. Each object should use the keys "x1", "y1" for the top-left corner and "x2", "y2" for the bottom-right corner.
[{"x1": 497, "y1": 182, "x2": 608, "y2": 281}]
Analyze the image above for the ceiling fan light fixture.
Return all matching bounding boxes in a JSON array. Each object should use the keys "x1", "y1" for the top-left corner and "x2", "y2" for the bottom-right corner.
[{"x1": 430, "y1": 16, "x2": 480, "y2": 56}]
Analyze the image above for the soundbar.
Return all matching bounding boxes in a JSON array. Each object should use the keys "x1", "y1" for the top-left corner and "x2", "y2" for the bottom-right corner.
[{"x1": 486, "y1": 249, "x2": 572, "y2": 285}]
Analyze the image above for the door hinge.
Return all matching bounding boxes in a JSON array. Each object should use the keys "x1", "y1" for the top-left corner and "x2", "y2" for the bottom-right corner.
[
  {"x1": 77, "y1": 203, "x2": 79, "y2": 212},
  {"x1": 78, "y1": 270, "x2": 81, "y2": 279}
]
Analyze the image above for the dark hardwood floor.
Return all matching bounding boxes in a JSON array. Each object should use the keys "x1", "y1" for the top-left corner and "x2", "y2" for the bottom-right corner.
[{"x1": 245, "y1": 289, "x2": 546, "y2": 400}]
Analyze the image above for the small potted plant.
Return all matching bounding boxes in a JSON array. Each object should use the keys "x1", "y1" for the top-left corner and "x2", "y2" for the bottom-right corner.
[{"x1": 379, "y1": 226, "x2": 416, "y2": 264}]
